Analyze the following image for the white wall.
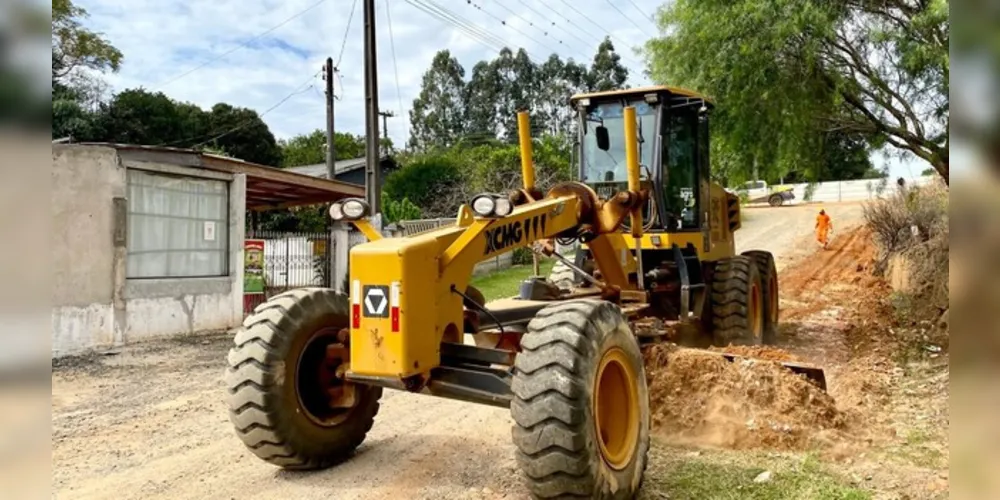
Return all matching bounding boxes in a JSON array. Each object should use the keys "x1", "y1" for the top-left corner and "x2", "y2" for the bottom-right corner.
[
  {"x1": 51, "y1": 146, "x2": 246, "y2": 357},
  {"x1": 763, "y1": 175, "x2": 939, "y2": 204}
]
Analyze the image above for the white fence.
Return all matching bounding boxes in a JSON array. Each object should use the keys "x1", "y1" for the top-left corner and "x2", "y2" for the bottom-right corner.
[{"x1": 756, "y1": 174, "x2": 939, "y2": 205}]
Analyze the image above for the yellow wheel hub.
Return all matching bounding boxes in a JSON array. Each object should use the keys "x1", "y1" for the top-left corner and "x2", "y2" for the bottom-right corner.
[
  {"x1": 750, "y1": 282, "x2": 764, "y2": 341},
  {"x1": 593, "y1": 347, "x2": 640, "y2": 470}
]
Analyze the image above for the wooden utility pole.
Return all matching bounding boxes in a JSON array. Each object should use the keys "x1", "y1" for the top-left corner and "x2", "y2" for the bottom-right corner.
[
  {"x1": 324, "y1": 57, "x2": 336, "y2": 180},
  {"x1": 377, "y1": 110, "x2": 394, "y2": 155},
  {"x1": 363, "y1": 0, "x2": 381, "y2": 213}
]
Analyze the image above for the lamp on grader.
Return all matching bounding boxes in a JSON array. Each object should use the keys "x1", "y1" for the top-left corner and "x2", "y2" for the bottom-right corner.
[{"x1": 224, "y1": 86, "x2": 827, "y2": 498}]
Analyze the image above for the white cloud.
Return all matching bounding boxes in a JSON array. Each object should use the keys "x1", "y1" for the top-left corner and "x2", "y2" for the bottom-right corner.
[{"x1": 77, "y1": 0, "x2": 662, "y2": 152}]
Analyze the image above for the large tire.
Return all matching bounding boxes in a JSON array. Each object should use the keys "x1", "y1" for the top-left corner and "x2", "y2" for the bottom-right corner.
[
  {"x1": 511, "y1": 299, "x2": 650, "y2": 499},
  {"x1": 547, "y1": 259, "x2": 578, "y2": 291},
  {"x1": 768, "y1": 194, "x2": 784, "y2": 207},
  {"x1": 741, "y1": 250, "x2": 779, "y2": 344},
  {"x1": 708, "y1": 256, "x2": 765, "y2": 347},
  {"x1": 226, "y1": 288, "x2": 382, "y2": 470}
]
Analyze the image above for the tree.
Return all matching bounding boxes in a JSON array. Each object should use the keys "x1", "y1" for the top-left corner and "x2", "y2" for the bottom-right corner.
[
  {"x1": 279, "y1": 129, "x2": 366, "y2": 167},
  {"x1": 464, "y1": 61, "x2": 502, "y2": 141},
  {"x1": 52, "y1": 0, "x2": 123, "y2": 81},
  {"x1": 409, "y1": 51, "x2": 467, "y2": 151},
  {"x1": 97, "y1": 88, "x2": 187, "y2": 145},
  {"x1": 536, "y1": 55, "x2": 590, "y2": 136},
  {"x1": 204, "y1": 103, "x2": 282, "y2": 166},
  {"x1": 644, "y1": 0, "x2": 949, "y2": 183},
  {"x1": 382, "y1": 154, "x2": 463, "y2": 215},
  {"x1": 588, "y1": 37, "x2": 629, "y2": 92},
  {"x1": 492, "y1": 48, "x2": 539, "y2": 143}
]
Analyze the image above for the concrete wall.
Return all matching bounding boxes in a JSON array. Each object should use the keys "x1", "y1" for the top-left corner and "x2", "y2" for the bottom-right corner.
[
  {"x1": 51, "y1": 146, "x2": 246, "y2": 356},
  {"x1": 52, "y1": 146, "x2": 123, "y2": 355}
]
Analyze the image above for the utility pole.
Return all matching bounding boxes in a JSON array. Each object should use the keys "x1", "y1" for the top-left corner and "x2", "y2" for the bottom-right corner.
[
  {"x1": 377, "y1": 110, "x2": 394, "y2": 155},
  {"x1": 363, "y1": 0, "x2": 381, "y2": 213},
  {"x1": 324, "y1": 57, "x2": 336, "y2": 180}
]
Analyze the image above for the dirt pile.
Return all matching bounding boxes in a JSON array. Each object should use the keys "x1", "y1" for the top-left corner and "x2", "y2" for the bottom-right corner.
[{"x1": 643, "y1": 344, "x2": 845, "y2": 450}]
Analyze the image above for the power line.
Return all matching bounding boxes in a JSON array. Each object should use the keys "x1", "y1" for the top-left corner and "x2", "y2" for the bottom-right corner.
[
  {"x1": 466, "y1": 0, "x2": 561, "y2": 57},
  {"x1": 625, "y1": 0, "x2": 656, "y2": 23},
  {"x1": 555, "y1": 0, "x2": 641, "y2": 60},
  {"x1": 336, "y1": 0, "x2": 360, "y2": 68},
  {"x1": 385, "y1": 0, "x2": 405, "y2": 116},
  {"x1": 192, "y1": 71, "x2": 321, "y2": 149},
  {"x1": 486, "y1": 0, "x2": 590, "y2": 61},
  {"x1": 514, "y1": 0, "x2": 600, "y2": 61},
  {"x1": 154, "y1": 0, "x2": 330, "y2": 89},
  {"x1": 405, "y1": 0, "x2": 508, "y2": 54},
  {"x1": 157, "y1": 70, "x2": 320, "y2": 149},
  {"x1": 602, "y1": 0, "x2": 655, "y2": 38}
]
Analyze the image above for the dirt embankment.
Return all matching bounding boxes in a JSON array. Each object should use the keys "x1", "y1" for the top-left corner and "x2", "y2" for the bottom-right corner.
[{"x1": 639, "y1": 226, "x2": 908, "y2": 453}]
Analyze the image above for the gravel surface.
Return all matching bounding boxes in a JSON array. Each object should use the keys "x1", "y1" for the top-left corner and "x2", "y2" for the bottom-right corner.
[{"x1": 52, "y1": 203, "x2": 869, "y2": 500}]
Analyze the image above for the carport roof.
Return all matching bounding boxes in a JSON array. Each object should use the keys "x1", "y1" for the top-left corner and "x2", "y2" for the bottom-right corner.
[{"x1": 80, "y1": 143, "x2": 366, "y2": 211}]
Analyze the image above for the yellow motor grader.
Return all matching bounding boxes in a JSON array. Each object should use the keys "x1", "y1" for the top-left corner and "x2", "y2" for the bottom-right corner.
[{"x1": 225, "y1": 85, "x2": 826, "y2": 499}]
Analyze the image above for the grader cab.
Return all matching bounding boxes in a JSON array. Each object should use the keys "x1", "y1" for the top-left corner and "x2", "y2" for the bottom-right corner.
[{"x1": 224, "y1": 86, "x2": 826, "y2": 499}]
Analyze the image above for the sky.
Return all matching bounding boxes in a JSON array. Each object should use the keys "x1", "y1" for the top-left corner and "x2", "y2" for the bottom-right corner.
[{"x1": 77, "y1": 0, "x2": 924, "y2": 179}]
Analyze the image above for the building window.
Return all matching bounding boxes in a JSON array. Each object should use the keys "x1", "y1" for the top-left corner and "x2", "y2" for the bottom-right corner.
[{"x1": 126, "y1": 169, "x2": 229, "y2": 278}]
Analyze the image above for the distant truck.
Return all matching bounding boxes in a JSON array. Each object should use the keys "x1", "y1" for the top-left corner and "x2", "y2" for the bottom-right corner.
[{"x1": 735, "y1": 180, "x2": 796, "y2": 207}]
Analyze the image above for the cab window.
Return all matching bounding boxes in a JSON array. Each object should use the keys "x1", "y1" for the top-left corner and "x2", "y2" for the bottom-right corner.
[{"x1": 662, "y1": 111, "x2": 699, "y2": 230}]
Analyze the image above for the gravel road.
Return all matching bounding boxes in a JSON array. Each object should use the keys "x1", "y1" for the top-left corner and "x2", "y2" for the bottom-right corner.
[{"x1": 52, "y1": 202, "x2": 868, "y2": 500}]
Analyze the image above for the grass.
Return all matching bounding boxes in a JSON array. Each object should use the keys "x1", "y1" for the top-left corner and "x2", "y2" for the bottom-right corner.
[
  {"x1": 469, "y1": 259, "x2": 556, "y2": 301},
  {"x1": 640, "y1": 445, "x2": 871, "y2": 500}
]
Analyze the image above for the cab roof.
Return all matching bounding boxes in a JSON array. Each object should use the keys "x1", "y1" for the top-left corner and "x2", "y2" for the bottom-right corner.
[{"x1": 569, "y1": 85, "x2": 714, "y2": 106}]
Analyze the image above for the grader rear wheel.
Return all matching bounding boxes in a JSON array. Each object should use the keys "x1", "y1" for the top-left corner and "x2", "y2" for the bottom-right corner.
[
  {"x1": 741, "y1": 250, "x2": 779, "y2": 344},
  {"x1": 708, "y1": 256, "x2": 765, "y2": 347},
  {"x1": 225, "y1": 288, "x2": 381, "y2": 469},
  {"x1": 511, "y1": 299, "x2": 650, "y2": 499}
]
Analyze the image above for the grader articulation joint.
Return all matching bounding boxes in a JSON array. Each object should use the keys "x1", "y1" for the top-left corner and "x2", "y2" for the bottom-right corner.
[{"x1": 225, "y1": 85, "x2": 826, "y2": 499}]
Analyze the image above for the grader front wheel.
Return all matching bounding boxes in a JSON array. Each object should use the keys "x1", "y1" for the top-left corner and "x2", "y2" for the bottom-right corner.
[
  {"x1": 511, "y1": 299, "x2": 650, "y2": 499},
  {"x1": 225, "y1": 288, "x2": 381, "y2": 470}
]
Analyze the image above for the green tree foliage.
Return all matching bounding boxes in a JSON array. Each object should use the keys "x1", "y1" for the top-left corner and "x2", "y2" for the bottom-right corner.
[
  {"x1": 408, "y1": 50, "x2": 468, "y2": 151},
  {"x1": 205, "y1": 103, "x2": 282, "y2": 166},
  {"x1": 588, "y1": 37, "x2": 630, "y2": 91},
  {"x1": 278, "y1": 129, "x2": 367, "y2": 167},
  {"x1": 409, "y1": 41, "x2": 629, "y2": 150},
  {"x1": 52, "y1": 0, "x2": 123, "y2": 80},
  {"x1": 382, "y1": 154, "x2": 463, "y2": 211},
  {"x1": 382, "y1": 196, "x2": 422, "y2": 224},
  {"x1": 644, "y1": 0, "x2": 949, "y2": 183}
]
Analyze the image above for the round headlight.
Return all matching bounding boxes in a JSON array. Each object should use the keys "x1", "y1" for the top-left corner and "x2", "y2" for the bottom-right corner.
[
  {"x1": 329, "y1": 202, "x2": 344, "y2": 220},
  {"x1": 494, "y1": 197, "x2": 513, "y2": 217},
  {"x1": 471, "y1": 195, "x2": 496, "y2": 217},
  {"x1": 342, "y1": 199, "x2": 368, "y2": 219}
]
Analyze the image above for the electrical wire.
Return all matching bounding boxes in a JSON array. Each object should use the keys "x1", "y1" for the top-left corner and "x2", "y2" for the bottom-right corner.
[
  {"x1": 153, "y1": 0, "x2": 330, "y2": 89},
  {"x1": 625, "y1": 0, "x2": 656, "y2": 22},
  {"x1": 406, "y1": 0, "x2": 508, "y2": 53},
  {"x1": 554, "y1": 0, "x2": 643, "y2": 64},
  {"x1": 487, "y1": 0, "x2": 590, "y2": 62},
  {"x1": 513, "y1": 0, "x2": 600, "y2": 59},
  {"x1": 157, "y1": 70, "x2": 320, "y2": 149},
  {"x1": 336, "y1": 0, "x2": 360, "y2": 68},
  {"x1": 384, "y1": 0, "x2": 405, "y2": 116},
  {"x1": 466, "y1": 0, "x2": 560, "y2": 57},
  {"x1": 603, "y1": 0, "x2": 655, "y2": 37}
]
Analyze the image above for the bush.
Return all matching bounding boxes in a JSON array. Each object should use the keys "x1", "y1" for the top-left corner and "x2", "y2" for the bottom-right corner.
[
  {"x1": 382, "y1": 154, "x2": 462, "y2": 214},
  {"x1": 382, "y1": 195, "x2": 421, "y2": 224},
  {"x1": 863, "y1": 178, "x2": 949, "y2": 324},
  {"x1": 803, "y1": 182, "x2": 818, "y2": 202}
]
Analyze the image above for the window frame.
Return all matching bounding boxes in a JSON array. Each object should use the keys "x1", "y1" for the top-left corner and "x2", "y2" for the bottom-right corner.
[{"x1": 125, "y1": 169, "x2": 231, "y2": 280}]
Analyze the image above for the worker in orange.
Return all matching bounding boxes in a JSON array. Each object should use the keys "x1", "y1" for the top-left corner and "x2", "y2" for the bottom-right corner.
[{"x1": 815, "y1": 208, "x2": 833, "y2": 249}]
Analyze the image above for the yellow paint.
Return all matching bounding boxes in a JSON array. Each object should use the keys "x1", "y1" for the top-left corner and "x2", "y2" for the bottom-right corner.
[
  {"x1": 594, "y1": 346, "x2": 640, "y2": 470},
  {"x1": 349, "y1": 194, "x2": 589, "y2": 379},
  {"x1": 517, "y1": 111, "x2": 535, "y2": 191},
  {"x1": 622, "y1": 106, "x2": 643, "y2": 236},
  {"x1": 352, "y1": 220, "x2": 383, "y2": 242},
  {"x1": 569, "y1": 85, "x2": 713, "y2": 105}
]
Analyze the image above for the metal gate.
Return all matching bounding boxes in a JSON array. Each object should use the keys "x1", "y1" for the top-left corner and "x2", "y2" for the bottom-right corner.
[{"x1": 244, "y1": 230, "x2": 332, "y2": 314}]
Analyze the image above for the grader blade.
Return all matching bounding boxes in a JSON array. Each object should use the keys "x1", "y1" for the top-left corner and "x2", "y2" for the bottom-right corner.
[{"x1": 714, "y1": 352, "x2": 828, "y2": 391}]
